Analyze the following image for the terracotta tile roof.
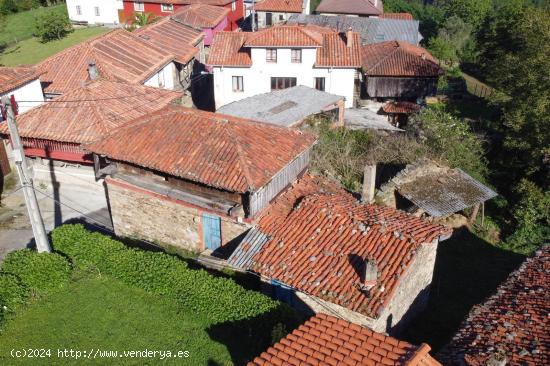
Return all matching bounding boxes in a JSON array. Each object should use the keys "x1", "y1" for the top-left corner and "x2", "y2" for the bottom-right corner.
[
  {"x1": 362, "y1": 41, "x2": 441, "y2": 77},
  {"x1": 438, "y1": 246, "x2": 549, "y2": 366},
  {"x1": 249, "y1": 313, "x2": 442, "y2": 366},
  {"x1": 254, "y1": 0, "x2": 304, "y2": 13},
  {"x1": 0, "y1": 80, "x2": 182, "y2": 144},
  {"x1": 382, "y1": 101, "x2": 421, "y2": 114},
  {"x1": 209, "y1": 25, "x2": 361, "y2": 68},
  {"x1": 229, "y1": 174, "x2": 452, "y2": 318},
  {"x1": 135, "y1": 17, "x2": 203, "y2": 64},
  {"x1": 0, "y1": 67, "x2": 42, "y2": 95},
  {"x1": 316, "y1": 0, "x2": 383, "y2": 16},
  {"x1": 37, "y1": 29, "x2": 176, "y2": 95},
  {"x1": 380, "y1": 13, "x2": 414, "y2": 20},
  {"x1": 171, "y1": 4, "x2": 229, "y2": 28},
  {"x1": 85, "y1": 106, "x2": 316, "y2": 193},
  {"x1": 208, "y1": 32, "x2": 252, "y2": 66},
  {"x1": 142, "y1": 0, "x2": 233, "y2": 5}
]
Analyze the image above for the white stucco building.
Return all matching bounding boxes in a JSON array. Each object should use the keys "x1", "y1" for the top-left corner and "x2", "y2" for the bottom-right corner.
[
  {"x1": 253, "y1": 0, "x2": 310, "y2": 29},
  {"x1": 208, "y1": 24, "x2": 361, "y2": 109},
  {"x1": 0, "y1": 67, "x2": 44, "y2": 115},
  {"x1": 66, "y1": 0, "x2": 124, "y2": 25}
]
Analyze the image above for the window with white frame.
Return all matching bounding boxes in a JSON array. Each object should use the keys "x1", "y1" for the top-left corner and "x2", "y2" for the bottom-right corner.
[
  {"x1": 232, "y1": 76, "x2": 244, "y2": 92},
  {"x1": 291, "y1": 49, "x2": 301, "y2": 63},
  {"x1": 134, "y1": 1, "x2": 144, "y2": 11},
  {"x1": 271, "y1": 77, "x2": 296, "y2": 90},
  {"x1": 266, "y1": 48, "x2": 277, "y2": 63},
  {"x1": 314, "y1": 77, "x2": 325, "y2": 91},
  {"x1": 76, "y1": 5, "x2": 82, "y2": 15},
  {"x1": 161, "y1": 3, "x2": 174, "y2": 12},
  {"x1": 94, "y1": 6, "x2": 100, "y2": 16}
]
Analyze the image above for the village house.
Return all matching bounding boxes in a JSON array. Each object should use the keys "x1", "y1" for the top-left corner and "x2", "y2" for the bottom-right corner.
[
  {"x1": 208, "y1": 24, "x2": 361, "y2": 109},
  {"x1": 253, "y1": 0, "x2": 310, "y2": 29},
  {"x1": 36, "y1": 29, "x2": 186, "y2": 99},
  {"x1": 66, "y1": 0, "x2": 124, "y2": 25},
  {"x1": 438, "y1": 245, "x2": 549, "y2": 366},
  {"x1": 228, "y1": 174, "x2": 452, "y2": 333},
  {"x1": 361, "y1": 40, "x2": 442, "y2": 101},
  {"x1": 121, "y1": 0, "x2": 244, "y2": 30},
  {"x1": 85, "y1": 105, "x2": 316, "y2": 252},
  {"x1": 315, "y1": 0, "x2": 383, "y2": 17},
  {"x1": 164, "y1": 4, "x2": 229, "y2": 46},
  {"x1": 0, "y1": 80, "x2": 182, "y2": 188},
  {"x1": 0, "y1": 67, "x2": 44, "y2": 116},
  {"x1": 249, "y1": 313, "x2": 442, "y2": 366}
]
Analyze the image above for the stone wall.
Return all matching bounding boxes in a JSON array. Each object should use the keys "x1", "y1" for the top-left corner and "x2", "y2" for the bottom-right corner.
[{"x1": 106, "y1": 179, "x2": 249, "y2": 252}]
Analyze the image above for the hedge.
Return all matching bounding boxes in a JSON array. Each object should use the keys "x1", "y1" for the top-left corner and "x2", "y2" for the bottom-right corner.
[
  {"x1": 0, "y1": 273, "x2": 29, "y2": 319},
  {"x1": 51, "y1": 224, "x2": 295, "y2": 325}
]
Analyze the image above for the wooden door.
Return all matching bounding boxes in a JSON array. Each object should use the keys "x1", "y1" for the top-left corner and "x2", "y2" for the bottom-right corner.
[{"x1": 202, "y1": 213, "x2": 221, "y2": 250}]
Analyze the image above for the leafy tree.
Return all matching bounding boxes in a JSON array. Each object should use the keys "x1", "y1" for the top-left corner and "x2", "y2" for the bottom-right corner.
[
  {"x1": 429, "y1": 16, "x2": 473, "y2": 63},
  {"x1": 34, "y1": 9, "x2": 72, "y2": 42},
  {"x1": 384, "y1": 0, "x2": 446, "y2": 41},
  {"x1": 428, "y1": 35, "x2": 458, "y2": 63},
  {"x1": 133, "y1": 12, "x2": 156, "y2": 27},
  {"x1": 440, "y1": 0, "x2": 492, "y2": 29},
  {"x1": 0, "y1": 0, "x2": 18, "y2": 15}
]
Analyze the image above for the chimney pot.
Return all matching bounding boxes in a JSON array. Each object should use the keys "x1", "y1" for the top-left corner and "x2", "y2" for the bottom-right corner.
[
  {"x1": 87, "y1": 60, "x2": 99, "y2": 81},
  {"x1": 363, "y1": 259, "x2": 378, "y2": 288},
  {"x1": 362, "y1": 164, "x2": 376, "y2": 203},
  {"x1": 487, "y1": 350, "x2": 507, "y2": 366},
  {"x1": 346, "y1": 27, "x2": 353, "y2": 48}
]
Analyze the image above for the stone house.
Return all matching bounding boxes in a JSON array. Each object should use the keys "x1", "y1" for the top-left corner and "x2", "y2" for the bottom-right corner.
[
  {"x1": 85, "y1": 105, "x2": 316, "y2": 252},
  {"x1": 208, "y1": 24, "x2": 362, "y2": 109},
  {"x1": 249, "y1": 313, "x2": 442, "y2": 366},
  {"x1": 228, "y1": 174, "x2": 452, "y2": 334},
  {"x1": 253, "y1": 0, "x2": 310, "y2": 29}
]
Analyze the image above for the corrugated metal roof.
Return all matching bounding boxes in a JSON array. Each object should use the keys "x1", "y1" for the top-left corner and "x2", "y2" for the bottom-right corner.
[
  {"x1": 398, "y1": 167, "x2": 498, "y2": 217},
  {"x1": 227, "y1": 228, "x2": 270, "y2": 269},
  {"x1": 217, "y1": 85, "x2": 343, "y2": 127},
  {"x1": 287, "y1": 14, "x2": 422, "y2": 45},
  {"x1": 344, "y1": 108, "x2": 404, "y2": 131}
]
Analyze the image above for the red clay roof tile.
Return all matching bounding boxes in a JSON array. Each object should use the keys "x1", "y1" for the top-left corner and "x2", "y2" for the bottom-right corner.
[
  {"x1": 380, "y1": 13, "x2": 414, "y2": 20},
  {"x1": 316, "y1": 0, "x2": 383, "y2": 16},
  {"x1": 171, "y1": 3, "x2": 229, "y2": 28},
  {"x1": 248, "y1": 314, "x2": 441, "y2": 366},
  {"x1": 254, "y1": 0, "x2": 304, "y2": 12},
  {"x1": 0, "y1": 67, "x2": 41, "y2": 95}
]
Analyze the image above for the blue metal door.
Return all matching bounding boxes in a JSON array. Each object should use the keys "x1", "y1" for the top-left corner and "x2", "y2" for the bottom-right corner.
[{"x1": 202, "y1": 213, "x2": 221, "y2": 250}]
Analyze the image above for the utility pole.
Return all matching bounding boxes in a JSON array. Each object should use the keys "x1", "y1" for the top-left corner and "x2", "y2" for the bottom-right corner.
[{"x1": 1, "y1": 96, "x2": 51, "y2": 253}]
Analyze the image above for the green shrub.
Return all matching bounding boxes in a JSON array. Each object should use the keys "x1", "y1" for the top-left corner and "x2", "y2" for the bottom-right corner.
[
  {"x1": 1, "y1": 250, "x2": 72, "y2": 293},
  {"x1": 52, "y1": 224, "x2": 294, "y2": 324},
  {"x1": 34, "y1": 9, "x2": 72, "y2": 42},
  {"x1": 0, "y1": 273, "x2": 29, "y2": 311}
]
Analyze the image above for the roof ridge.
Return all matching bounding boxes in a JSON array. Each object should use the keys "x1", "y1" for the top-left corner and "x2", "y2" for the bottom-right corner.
[
  {"x1": 221, "y1": 119, "x2": 256, "y2": 191},
  {"x1": 405, "y1": 343, "x2": 433, "y2": 366},
  {"x1": 363, "y1": 42, "x2": 400, "y2": 73}
]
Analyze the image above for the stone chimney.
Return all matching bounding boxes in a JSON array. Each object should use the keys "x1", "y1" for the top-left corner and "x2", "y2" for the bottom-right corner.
[
  {"x1": 420, "y1": 52, "x2": 426, "y2": 60},
  {"x1": 346, "y1": 27, "x2": 354, "y2": 48},
  {"x1": 87, "y1": 60, "x2": 99, "y2": 80},
  {"x1": 487, "y1": 350, "x2": 507, "y2": 366},
  {"x1": 362, "y1": 164, "x2": 376, "y2": 203},
  {"x1": 363, "y1": 259, "x2": 378, "y2": 289}
]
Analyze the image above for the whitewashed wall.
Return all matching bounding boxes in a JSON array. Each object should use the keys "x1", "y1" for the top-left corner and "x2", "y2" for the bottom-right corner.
[
  {"x1": 1, "y1": 79, "x2": 45, "y2": 115},
  {"x1": 213, "y1": 48, "x2": 356, "y2": 109},
  {"x1": 66, "y1": 0, "x2": 123, "y2": 25},
  {"x1": 144, "y1": 63, "x2": 178, "y2": 90}
]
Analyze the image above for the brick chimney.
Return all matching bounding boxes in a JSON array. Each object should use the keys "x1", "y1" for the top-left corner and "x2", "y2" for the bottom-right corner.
[
  {"x1": 363, "y1": 259, "x2": 378, "y2": 289},
  {"x1": 362, "y1": 164, "x2": 376, "y2": 203},
  {"x1": 87, "y1": 60, "x2": 99, "y2": 80},
  {"x1": 346, "y1": 27, "x2": 354, "y2": 48}
]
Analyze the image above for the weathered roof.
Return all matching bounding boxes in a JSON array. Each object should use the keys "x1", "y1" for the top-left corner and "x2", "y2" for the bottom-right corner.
[
  {"x1": 382, "y1": 101, "x2": 421, "y2": 114},
  {"x1": 380, "y1": 12, "x2": 414, "y2": 20},
  {"x1": 134, "y1": 16, "x2": 203, "y2": 64},
  {"x1": 0, "y1": 67, "x2": 41, "y2": 95},
  {"x1": 141, "y1": 0, "x2": 233, "y2": 5},
  {"x1": 171, "y1": 3, "x2": 229, "y2": 28},
  {"x1": 228, "y1": 174, "x2": 451, "y2": 318},
  {"x1": 362, "y1": 41, "x2": 441, "y2": 77},
  {"x1": 0, "y1": 80, "x2": 182, "y2": 144},
  {"x1": 344, "y1": 108, "x2": 404, "y2": 131},
  {"x1": 316, "y1": 0, "x2": 383, "y2": 16},
  {"x1": 438, "y1": 246, "x2": 549, "y2": 366},
  {"x1": 254, "y1": 0, "x2": 305, "y2": 13},
  {"x1": 209, "y1": 25, "x2": 361, "y2": 68},
  {"x1": 249, "y1": 313, "x2": 442, "y2": 366},
  {"x1": 37, "y1": 29, "x2": 175, "y2": 95},
  {"x1": 217, "y1": 85, "x2": 343, "y2": 127},
  {"x1": 287, "y1": 14, "x2": 422, "y2": 46},
  {"x1": 393, "y1": 160, "x2": 498, "y2": 217},
  {"x1": 85, "y1": 106, "x2": 316, "y2": 193}
]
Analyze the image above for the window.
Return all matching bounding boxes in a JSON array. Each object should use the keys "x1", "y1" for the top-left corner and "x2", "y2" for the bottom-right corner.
[
  {"x1": 232, "y1": 76, "x2": 244, "y2": 92},
  {"x1": 314, "y1": 77, "x2": 325, "y2": 91},
  {"x1": 271, "y1": 77, "x2": 297, "y2": 90},
  {"x1": 161, "y1": 3, "x2": 174, "y2": 12},
  {"x1": 94, "y1": 6, "x2": 100, "y2": 16},
  {"x1": 266, "y1": 12, "x2": 272, "y2": 26},
  {"x1": 134, "y1": 1, "x2": 144, "y2": 11},
  {"x1": 291, "y1": 49, "x2": 301, "y2": 63},
  {"x1": 266, "y1": 48, "x2": 277, "y2": 63},
  {"x1": 76, "y1": 5, "x2": 82, "y2": 15},
  {"x1": 279, "y1": 14, "x2": 284, "y2": 21}
]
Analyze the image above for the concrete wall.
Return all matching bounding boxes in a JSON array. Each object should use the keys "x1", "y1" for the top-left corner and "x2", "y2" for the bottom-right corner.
[
  {"x1": 106, "y1": 178, "x2": 250, "y2": 252},
  {"x1": 213, "y1": 47, "x2": 356, "y2": 108},
  {"x1": 67, "y1": 0, "x2": 123, "y2": 25},
  {"x1": 2, "y1": 79, "x2": 44, "y2": 115},
  {"x1": 256, "y1": 11, "x2": 296, "y2": 28},
  {"x1": 144, "y1": 62, "x2": 178, "y2": 90}
]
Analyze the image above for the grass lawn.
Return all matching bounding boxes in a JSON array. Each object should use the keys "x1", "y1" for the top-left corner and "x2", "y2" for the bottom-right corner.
[
  {"x1": 0, "y1": 275, "x2": 234, "y2": 365},
  {"x1": 0, "y1": 27, "x2": 109, "y2": 66},
  {"x1": 0, "y1": 4, "x2": 69, "y2": 46}
]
